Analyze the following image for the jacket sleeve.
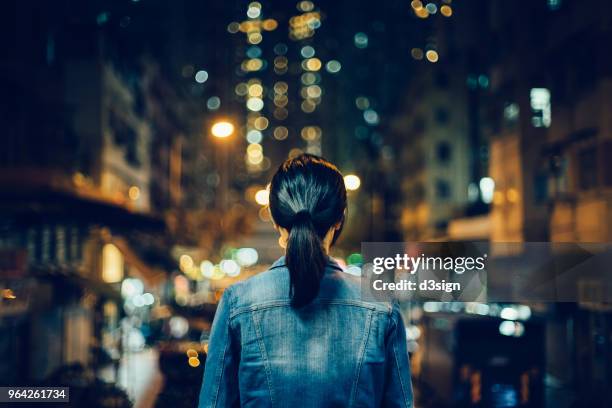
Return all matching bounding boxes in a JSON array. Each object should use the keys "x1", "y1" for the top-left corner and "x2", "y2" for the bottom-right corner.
[
  {"x1": 199, "y1": 286, "x2": 240, "y2": 408},
  {"x1": 382, "y1": 304, "x2": 414, "y2": 407}
]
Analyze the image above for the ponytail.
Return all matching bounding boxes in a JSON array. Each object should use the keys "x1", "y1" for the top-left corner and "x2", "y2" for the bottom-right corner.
[
  {"x1": 285, "y1": 210, "x2": 327, "y2": 307},
  {"x1": 269, "y1": 154, "x2": 347, "y2": 308}
]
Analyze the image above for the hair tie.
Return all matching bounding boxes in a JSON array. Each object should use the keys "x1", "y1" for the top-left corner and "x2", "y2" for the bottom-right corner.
[{"x1": 293, "y1": 209, "x2": 311, "y2": 224}]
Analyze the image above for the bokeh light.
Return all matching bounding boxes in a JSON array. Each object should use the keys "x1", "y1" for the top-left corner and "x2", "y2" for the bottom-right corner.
[
  {"x1": 236, "y1": 248, "x2": 258, "y2": 267},
  {"x1": 253, "y1": 116, "x2": 269, "y2": 130},
  {"x1": 425, "y1": 50, "x2": 439, "y2": 63},
  {"x1": 411, "y1": 48, "x2": 424, "y2": 60},
  {"x1": 301, "y1": 45, "x2": 316, "y2": 58},
  {"x1": 200, "y1": 260, "x2": 214, "y2": 278},
  {"x1": 206, "y1": 96, "x2": 221, "y2": 110},
  {"x1": 128, "y1": 186, "x2": 140, "y2": 201},
  {"x1": 325, "y1": 60, "x2": 341, "y2": 73},
  {"x1": 188, "y1": 357, "x2": 201, "y2": 367},
  {"x1": 194, "y1": 70, "x2": 208, "y2": 83},
  {"x1": 211, "y1": 121, "x2": 234, "y2": 138},
  {"x1": 355, "y1": 96, "x2": 370, "y2": 110},
  {"x1": 247, "y1": 2, "x2": 262, "y2": 18},
  {"x1": 262, "y1": 19, "x2": 278, "y2": 31},
  {"x1": 363, "y1": 109, "x2": 380, "y2": 125},
  {"x1": 246, "y1": 97, "x2": 264, "y2": 111},
  {"x1": 354, "y1": 32, "x2": 368, "y2": 48},
  {"x1": 220, "y1": 259, "x2": 241, "y2": 277},
  {"x1": 254, "y1": 189, "x2": 269, "y2": 205},
  {"x1": 273, "y1": 126, "x2": 289, "y2": 140},
  {"x1": 246, "y1": 129, "x2": 263, "y2": 144},
  {"x1": 227, "y1": 22, "x2": 240, "y2": 33},
  {"x1": 303, "y1": 58, "x2": 322, "y2": 71},
  {"x1": 344, "y1": 174, "x2": 361, "y2": 191}
]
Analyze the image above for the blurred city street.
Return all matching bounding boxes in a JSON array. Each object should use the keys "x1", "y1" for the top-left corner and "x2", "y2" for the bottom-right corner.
[{"x1": 1, "y1": 0, "x2": 612, "y2": 407}]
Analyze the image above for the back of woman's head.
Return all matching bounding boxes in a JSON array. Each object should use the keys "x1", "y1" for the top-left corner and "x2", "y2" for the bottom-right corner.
[{"x1": 269, "y1": 154, "x2": 347, "y2": 307}]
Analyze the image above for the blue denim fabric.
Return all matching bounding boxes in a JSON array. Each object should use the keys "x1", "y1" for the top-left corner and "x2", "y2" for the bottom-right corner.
[{"x1": 199, "y1": 257, "x2": 413, "y2": 408}]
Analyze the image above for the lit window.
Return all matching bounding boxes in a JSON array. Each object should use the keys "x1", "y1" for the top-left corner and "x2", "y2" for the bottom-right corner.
[
  {"x1": 530, "y1": 88, "x2": 551, "y2": 128},
  {"x1": 102, "y1": 243, "x2": 124, "y2": 283},
  {"x1": 479, "y1": 177, "x2": 495, "y2": 204}
]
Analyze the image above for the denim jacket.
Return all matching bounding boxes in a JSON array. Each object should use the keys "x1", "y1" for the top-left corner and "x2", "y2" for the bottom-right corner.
[{"x1": 199, "y1": 257, "x2": 413, "y2": 408}]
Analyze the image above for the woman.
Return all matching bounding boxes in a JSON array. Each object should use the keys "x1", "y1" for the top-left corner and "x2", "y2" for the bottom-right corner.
[{"x1": 199, "y1": 154, "x2": 413, "y2": 407}]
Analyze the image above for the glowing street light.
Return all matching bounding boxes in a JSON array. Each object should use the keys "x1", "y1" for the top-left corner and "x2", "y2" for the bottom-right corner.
[
  {"x1": 344, "y1": 174, "x2": 361, "y2": 191},
  {"x1": 211, "y1": 121, "x2": 235, "y2": 138},
  {"x1": 210, "y1": 119, "x2": 235, "y2": 208}
]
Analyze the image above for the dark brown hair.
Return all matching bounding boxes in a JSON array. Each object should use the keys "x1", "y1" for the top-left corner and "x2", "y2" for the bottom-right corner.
[{"x1": 269, "y1": 154, "x2": 347, "y2": 307}]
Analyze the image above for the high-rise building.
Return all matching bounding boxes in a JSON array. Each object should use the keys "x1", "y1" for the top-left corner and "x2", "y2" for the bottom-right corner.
[{"x1": 388, "y1": 0, "x2": 493, "y2": 240}]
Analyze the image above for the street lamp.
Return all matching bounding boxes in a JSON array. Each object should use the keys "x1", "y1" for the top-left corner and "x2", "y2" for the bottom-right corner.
[
  {"x1": 210, "y1": 119, "x2": 235, "y2": 208},
  {"x1": 211, "y1": 120, "x2": 234, "y2": 138}
]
